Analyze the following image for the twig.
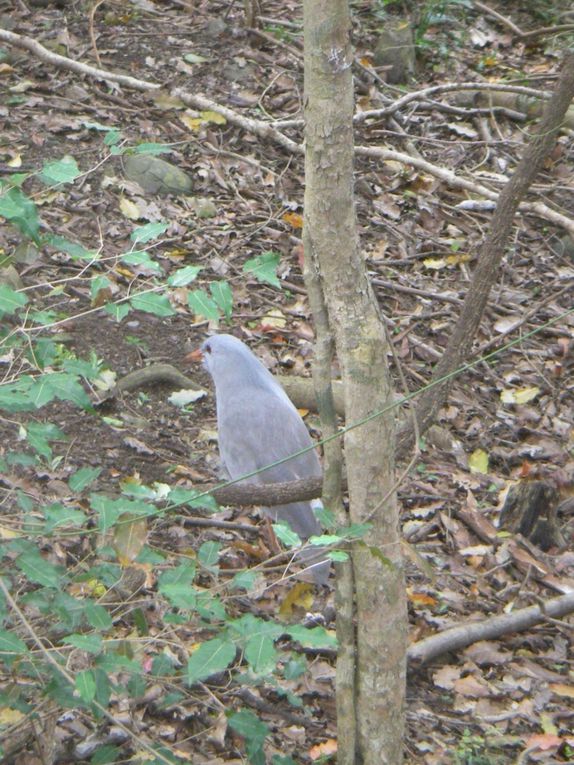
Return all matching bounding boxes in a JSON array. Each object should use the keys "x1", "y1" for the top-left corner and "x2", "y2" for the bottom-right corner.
[
  {"x1": 472, "y1": 1, "x2": 523, "y2": 36},
  {"x1": 354, "y1": 82, "x2": 551, "y2": 123},
  {"x1": 472, "y1": 1, "x2": 574, "y2": 41},
  {"x1": 88, "y1": 0, "x2": 106, "y2": 68}
]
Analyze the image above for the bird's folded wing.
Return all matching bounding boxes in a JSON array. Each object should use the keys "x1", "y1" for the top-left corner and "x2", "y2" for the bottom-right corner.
[{"x1": 218, "y1": 390, "x2": 321, "y2": 484}]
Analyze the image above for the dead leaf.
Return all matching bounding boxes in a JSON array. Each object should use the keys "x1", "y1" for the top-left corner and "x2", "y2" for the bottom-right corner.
[
  {"x1": 464, "y1": 641, "x2": 511, "y2": 666},
  {"x1": 469, "y1": 448, "x2": 489, "y2": 474},
  {"x1": 113, "y1": 513, "x2": 148, "y2": 565},
  {"x1": 282, "y1": 211, "x2": 303, "y2": 229},
  {"x1": 500, "y1": 386, "x2": 540, "y2": 405},
  {"x1": 119, "y1": 197, "x2": 141, "y2": 220},
  {"x1": 279, "y1": 582, "x2": 314, "y2": 619},
  {"x1": 309, "y1": 739, "x2": 338, "y2": 760},
  {"x1": 433, "y1": 665, "x2": 461, "y2": 690},
  {"x1": 525, "y1": 733, "x2": 561, "y2": 751},
  {"x1": 453, "y1": 674, "x2": 492, "y2": 698}
]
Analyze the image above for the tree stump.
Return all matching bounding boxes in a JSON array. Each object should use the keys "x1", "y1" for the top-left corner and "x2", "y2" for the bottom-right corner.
[{"x1": 499, "y1": 481, "x2": 566, "y2": 551}]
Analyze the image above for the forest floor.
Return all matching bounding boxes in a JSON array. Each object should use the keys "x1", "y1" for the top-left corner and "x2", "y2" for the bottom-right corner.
[{"x1": 0, "y1": 0, "x2": 573, "y2": 763}]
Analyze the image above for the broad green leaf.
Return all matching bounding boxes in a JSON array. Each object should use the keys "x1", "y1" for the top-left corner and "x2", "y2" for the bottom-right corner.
[
  {"x1": 243, "y1": 251, "x2": 281, "y2": 288},
  {"x1": 286, "y1": 624, "x2": 337, "y2": 648},
  {"x1": 91, "y1": 275, "x2": 112, "y2": 302},
  {"x1": 16, "y1": 550, "x2": 63, "y2": 588},
  {"x1": 158, "y1": 563, "x2": 196, "y2": 589},
  {"x1": 168, "y1": 487, "x2": 219, "y2": 513},
  {"x1": 151, "y1": 654, "x2": 177, "y2": 678},
  {"x1": 167, "y1": 265, "x2": 202, "y2": 287},
  {"x1": 198, "y1": 541, "x2": 220, "y2": 571},
  {"x1": 245, "y1": 634, "x2": 277, "y2": 675},
  {"x1": 90, "y1": 495, "x2": 122, "y2": 533},
  {"x1": 75, "y1": 670, "x2": 97, "y2": 703},
  {"x1": 27, "y1": 376, "x2": 58, "y2": 408},
  {"x1": 228, "y1": 614, "x2": 282, "y2": 642},
  {"x1": 90, "y1": 494, "x2": 152, "y2": 533},
  {"x1": 85, "y1": 602, "x2": 113, "y2": 630},
  {"x1": 231, "y1": 570, "x2": 258, "y2": 591},
  {"x1": 91, "y1": 745, "x2": 120, "y2": 765},
  {"x1": 69, "y1": 467, "x2": 102, "y2": 492},
  {"x1": 42, "y1": 503, "x2": 87, "y2": 532},
  {"x1": 0, "y1": 284, "x2": 28, "y2": 315},
  {"x1": 131, "y1": 142, "x2": 173, "y2": 155},
  {"x1": 25, "y1": 421, "x2": 65, "y2": 459},
  {"x1": 39, "y1": 156, "x2": 81, "y2": 186},
  {"x1": 187, "y1": 638, "x2": 236, "y2": 684},
  {"x1": 0, "y1": 377, "x2": 35, "y2": 412},
  {"x1": 127, "y1": 672, "x2": 146, "y2": 699},
  {"x1": 130, "y1": 221, "x2": 168, "y2": 243},
  {"x1": 283, "y1": 657, "x2": 307, "y2": 680},
  {"x1": 0, "y1": 187, "x2": 40, "y2": 242},
  {"x1": 93, "y1": 667, "x2": 111, "y2": 708},
  {"x1": 195, "y1": 591, "x2": 226, "y2": 621},
  {"x1": 45, "y1": 234, "x2": 98, "y2": 261},
  {"x1": 63, "y1": 634, "x2": 103, "y2": 653},
  {"x1": 210, "y1": 281, "x2": 233, "y2": 319},
  {"x1": 29, "y1": 373, "x2": 92, "y2": 409},
  {"x1": 104, "y1": 302, "x2": 130, "y2": 322},
  {"x1": 104, "y1": 129, "x2": 122, "y2": 146},
  {"x1": 228, "y1": 709, "x2": 268, "y2": 765},
  {"x1": 160, "y1": 583, "x2": 197, "y2": 610},
  {"x1": 0, "y1": 631, "x2": 28, "y2": 654},
  {"x1": 308, "y1": 533, "x2": 341, "y2": 545},
  {"x1": 29, "y1": 310, "x2": 59, "y2": 326},
  {"x1": 121, "y1": 250, "x2": 162, "y2": 274},
  {"x1": 130, "y1": 292, "x2": 175, "y2": 317},
  {"x1": 5, "y1": 172, "x2": 29, "y2": 187},
  {"x1": 327, "y1": 550, "x2": 349, "y2": 562},
  {"x1": 273, "y1": 522, "x2": 301, "y2": 548},
  {"x1": 187, "y1": 289, "x2": 219, "y2": 321}
]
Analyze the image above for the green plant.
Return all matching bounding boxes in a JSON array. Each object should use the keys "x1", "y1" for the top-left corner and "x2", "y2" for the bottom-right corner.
[
  {"x1": 454, "y1": 729, "x2": 494, "y2": 765},
  {"x1": 415, "y1": 0, "x2": 472, "y2": 46},
  {"x1": 0, "y1": 138, "x2": 333, "y2": 763}
]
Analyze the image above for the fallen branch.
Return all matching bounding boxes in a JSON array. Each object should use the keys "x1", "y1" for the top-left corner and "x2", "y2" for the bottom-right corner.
[
  {"x1": 2, "y1": 30, "x2": 572, "y2": 236},
  {"x1": 408, "y1": 591, "x2": 574, "y2": 665},
  {"x1": 99, "y1": 362, "x2": 346, "y2": 415}
]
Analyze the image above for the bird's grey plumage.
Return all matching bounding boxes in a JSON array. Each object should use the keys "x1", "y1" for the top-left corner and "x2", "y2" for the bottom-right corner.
[{"x1": 202, "y1": 334, "x2": 329, "y2": 583}]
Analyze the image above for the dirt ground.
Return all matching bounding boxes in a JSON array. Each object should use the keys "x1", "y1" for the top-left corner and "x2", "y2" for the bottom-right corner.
[{"x1": 1, "y1": 0, "x2": 573, "y2": 763}]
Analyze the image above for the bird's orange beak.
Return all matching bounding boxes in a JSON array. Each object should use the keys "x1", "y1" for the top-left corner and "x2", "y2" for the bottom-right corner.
[{"x1": 185, "y1": 347, "x2": 204, "y2": 364}]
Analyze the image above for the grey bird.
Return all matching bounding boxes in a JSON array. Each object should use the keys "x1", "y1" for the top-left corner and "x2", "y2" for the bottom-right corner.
[{"x1": 201, "y1": 334, "x2": 329, "y2": 584}]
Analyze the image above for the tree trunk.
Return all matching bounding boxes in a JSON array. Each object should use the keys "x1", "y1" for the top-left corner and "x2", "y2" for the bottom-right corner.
[
  {"x1": 302, "y1": 2, "x2": 407, "y2": 763},
  {"x1": 398, "y1": 51, "x2": 574, "y2": 457}
]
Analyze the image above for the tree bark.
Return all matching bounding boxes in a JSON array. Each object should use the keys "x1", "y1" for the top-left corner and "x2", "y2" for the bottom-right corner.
[
  {"x1": 303, "y1": 2, "x2": 407, "y2": 763},
  {"x1": 398, "y1": 51, "x2": 574, "y2": 456}
]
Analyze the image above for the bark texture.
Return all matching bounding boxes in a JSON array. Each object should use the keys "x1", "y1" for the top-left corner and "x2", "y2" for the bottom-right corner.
[
  {"x1": 303, "y1": 2, "x2": 407, "y2": 762},
  {"x1": 399, "y1": 51, "x2": 574, "y2": 456}
]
